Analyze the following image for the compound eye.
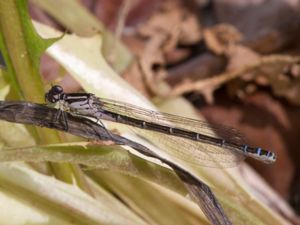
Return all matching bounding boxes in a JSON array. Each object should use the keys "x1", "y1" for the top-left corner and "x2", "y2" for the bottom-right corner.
[
  {"x1": 52, "y1": 85, "x2": 63, "y2": 95},
  {"x1": 45, "y1": 93, "x2": 57, "y2": 103},
  {"x1": 45, "y1": 85, "x2": 64, "y2": 103}
]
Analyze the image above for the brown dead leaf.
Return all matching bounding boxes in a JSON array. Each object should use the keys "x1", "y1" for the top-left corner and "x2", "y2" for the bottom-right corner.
[
  {"x1": 227, "y1": 49, "x2": 300, "y2": 103},
  {"x1": 124, "y1": 1, "x2": 203, "y2": 96},
  {"x1": 268, "y1": 70, "x2": 300, "y2": 105},
  {"x1": 175, "y1": 8, "x2": 202, "y2": 45},
  {"x1": 226, "y1": 45, "x2": 260, "y2": 71},
  {"x1": 122, "y1": 62, "x2": 150, "y2": 97},
  {"x1": 137, "y1": 1, "x2": 201, "y2": 66},
  {"x1": 203, "y1": 24, "x2": 242, "y2": 55},
  {"x1": 214, "y1": 0, "x2": 300, "y2": 53},
  {"x1": 290, "y1": 64, "x2": 300, "y2": 78},
  {"x1": 138, "y1": 1, "x2": 201, "y2": 45},
  {"x1": 164, "y1": 47, "x2": 191, "y2": 65},
  {"x1": 168, "y1": 54, "x2": 300, "y2": 103},
  {"x1": 138, "y1": 3, "x2": 182, "y2": 38}
]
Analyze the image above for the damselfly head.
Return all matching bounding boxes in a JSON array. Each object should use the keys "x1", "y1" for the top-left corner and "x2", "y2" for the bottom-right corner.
[{"x1": 45, "y1": 85, "x2": 64, "y2": 103}]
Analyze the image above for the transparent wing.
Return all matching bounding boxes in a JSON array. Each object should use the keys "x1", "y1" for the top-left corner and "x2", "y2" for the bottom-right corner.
[
  {"x1": 92, "y1": 97, "x2": 246, "y2": 167},
  {"x1": 131, "y1": 127, "x2": 245, "y2": 168},
  {"x1": 96, "y1": 97, "x2": 246, "y2": 144}
]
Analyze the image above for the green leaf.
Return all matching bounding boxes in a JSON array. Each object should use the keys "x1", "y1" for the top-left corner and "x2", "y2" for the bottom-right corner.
[{"x1": 0, "y1": 0, "x2": 59, "y2": 102}]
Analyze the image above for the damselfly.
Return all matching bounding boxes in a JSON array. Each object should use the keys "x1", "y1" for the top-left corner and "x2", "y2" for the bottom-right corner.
[{"x1": 45, "y1": 85, "x2": 276, "y2": 167}]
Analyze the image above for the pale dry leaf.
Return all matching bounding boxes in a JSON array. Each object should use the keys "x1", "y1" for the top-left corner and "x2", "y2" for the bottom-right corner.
[{"x1": 203, "y1": 24, "x2": 243, "y2": 55}]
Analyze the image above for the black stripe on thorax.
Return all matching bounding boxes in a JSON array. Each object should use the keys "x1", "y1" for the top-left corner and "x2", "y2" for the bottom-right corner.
[{"x1": 62, "y1": 93, "x2": 93, "y2": 104}]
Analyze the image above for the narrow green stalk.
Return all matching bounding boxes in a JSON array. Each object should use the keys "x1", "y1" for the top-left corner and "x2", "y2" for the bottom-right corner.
[{"x1": 0, "y1": 0, "x2": 89, "y2": 188}]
